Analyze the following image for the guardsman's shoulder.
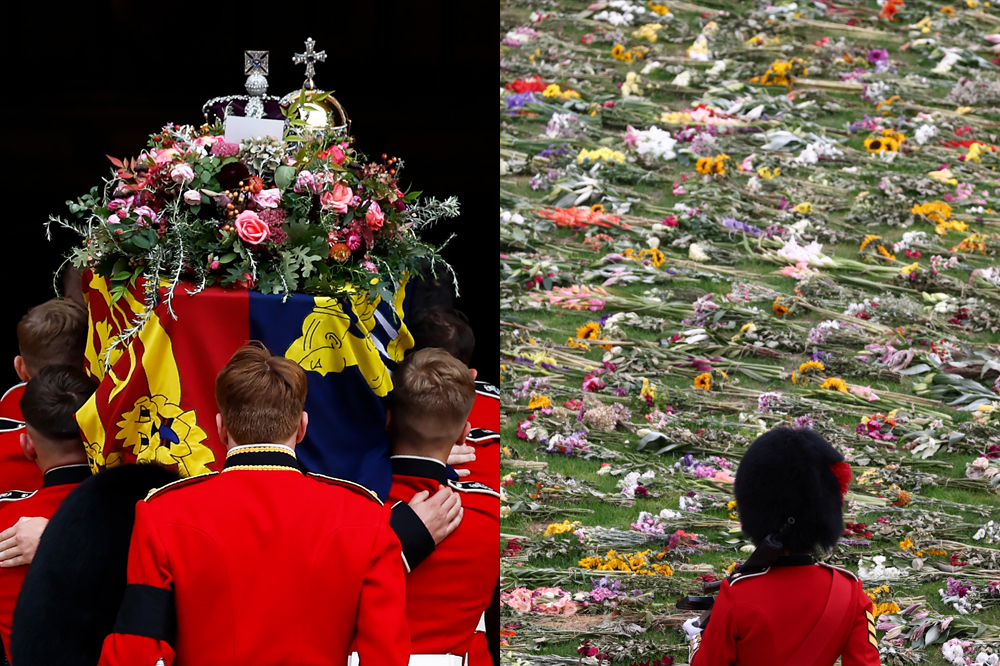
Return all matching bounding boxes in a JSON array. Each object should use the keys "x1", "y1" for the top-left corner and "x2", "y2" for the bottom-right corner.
[
  {"x1": 144, "y1": 472, "x2": 219, "y2": 502},
  {"x1": 306, "y1": 473, "x2": 384, "y2": 505},
  {"x1": 447, "y1": 479, "x2": 501, "y2": 498},
  {"x1": 0, "y1": 489, "x2": 36, "y2": 505},
  {"x1": 467, "y1": 427, "x2": 499, "y2": 444},
  {"x1": 475, "y1": 381, "x2": 500, "y2": 400},
  {"x1": 818, "y1": 562, "x2": 860, "y2": 582},
  {"x1": 727, "y1": 567, "x2": 774, "y2": 587}
]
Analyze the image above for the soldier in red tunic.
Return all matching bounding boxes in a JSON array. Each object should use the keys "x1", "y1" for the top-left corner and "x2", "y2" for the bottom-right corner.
[
  {"x1": 0, "y1": 364, "x2": 96, "y2": 659},
  {"x1": 0, "y1": 299, "x2": 88, "y2": 502},
  {"x1": 408, "y1": 306, "x2": 500, "y2": 665},
  {"x1": 98, "y1": 342, "x2": 409, "y2": 666},
  {"x1": 385, "y1": 348, "x2": 500, "y2": 664},
  {"x1": 685, "y1": 427, "x2": 881, "y2": 666}
]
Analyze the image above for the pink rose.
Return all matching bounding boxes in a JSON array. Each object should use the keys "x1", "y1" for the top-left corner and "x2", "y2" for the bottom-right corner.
[
  {"x1": 294, "y1": 170, "x2": 319, "y2": 193},
  {"x1": 319, "y1": 145, "x2": 346, "y2": 164},
  {"x1": 322, "y1": 183, "x2": 353, "y2": 214},
  {"x1": 365, "y1": 201, "x2": 385, "y2": 230},
  {"x1": 183, "y1": 190, "x2": 202, "y2": 205},
  {"x1": 170, "y1": 164, "x2": 195, "y2": 184},
  {"x1": 235, "y1": 210, "x2": 269, "y2": 245},
  {"x1": 152, "y1": 148, "x2": 178, "y2": 164},
  {"x1": 252, "y1": 188, "x2": 281, "y2": 209},
  {"x1": 133, "y1": 206, "x2": 157, "y2": 224}
]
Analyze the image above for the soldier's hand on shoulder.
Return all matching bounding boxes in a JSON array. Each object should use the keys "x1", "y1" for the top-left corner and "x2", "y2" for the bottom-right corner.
[
  {"x1": 0, "y1": 516, "x2": 49, "y2": 567},
  {"x1": 447, "y1": 444, "x2": 476, "y2": 478},
  {"x1": 408, "y1": 486, "x2": 464, "y2": 545}
]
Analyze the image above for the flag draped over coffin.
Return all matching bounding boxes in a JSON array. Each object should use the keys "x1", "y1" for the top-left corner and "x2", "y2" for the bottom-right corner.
[{"x1": 77, "y1": 271, "x2": 412, "y2": 499}]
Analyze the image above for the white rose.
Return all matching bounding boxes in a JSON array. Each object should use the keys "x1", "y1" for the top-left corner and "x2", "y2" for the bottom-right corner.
[
  {"x1": 647, "y1": 236, "x2": 660, "y2": 249},
  {"x1": 183, "y1": 190, "x2": 203, "y2": 206}
]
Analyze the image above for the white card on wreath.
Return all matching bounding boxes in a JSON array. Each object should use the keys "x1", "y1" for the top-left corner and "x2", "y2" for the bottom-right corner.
[{"x1": 224, "y1": 116, "x2": 285, "y2": 144}]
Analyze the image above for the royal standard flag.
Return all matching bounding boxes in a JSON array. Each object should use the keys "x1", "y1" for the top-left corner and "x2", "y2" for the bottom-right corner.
[{"x1": 78, "y1": 271, "x2": 412, "y2": 499}]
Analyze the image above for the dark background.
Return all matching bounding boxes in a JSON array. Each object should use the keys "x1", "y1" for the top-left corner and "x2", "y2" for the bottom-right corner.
[{"x1": 1, "y1": 1, "x2": 496, "y2": 386}]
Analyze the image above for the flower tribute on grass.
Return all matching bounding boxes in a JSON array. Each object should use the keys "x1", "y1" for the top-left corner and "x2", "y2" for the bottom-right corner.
[{"x1": 502, "y1": 1, "x2": 1000, "y2": 663}]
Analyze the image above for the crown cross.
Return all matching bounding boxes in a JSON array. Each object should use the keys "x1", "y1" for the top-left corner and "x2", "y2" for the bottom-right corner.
[
  {"x1": 244, "y1": 50, "x2": 269, "y2": 75},
  {"x1": 293, "y1": 38, "x2": 327, "y2": 89}
]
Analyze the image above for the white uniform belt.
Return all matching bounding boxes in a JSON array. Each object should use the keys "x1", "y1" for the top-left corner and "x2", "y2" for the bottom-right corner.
[
  {"x1": 348, "y1": 653, "x2": 464, "y2": 666},
  {"x1": 409, "y1": 656, "x2": 464, "y2": 666}
]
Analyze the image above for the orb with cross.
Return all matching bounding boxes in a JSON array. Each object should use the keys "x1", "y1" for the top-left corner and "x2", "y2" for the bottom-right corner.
[{"x1": 281, "y1": 37, "x2": 350, "y2": 135}]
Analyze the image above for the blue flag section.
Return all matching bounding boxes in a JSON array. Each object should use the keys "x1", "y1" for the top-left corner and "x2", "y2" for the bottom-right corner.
[{"x1": 248, "y1": 286, "x2": 413, "y2": 499}]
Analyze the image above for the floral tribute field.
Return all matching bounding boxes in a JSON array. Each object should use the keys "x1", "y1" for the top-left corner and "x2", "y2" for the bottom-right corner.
[{"x1": 499, "y1": 1, "x2": 1000, "y2": 664}]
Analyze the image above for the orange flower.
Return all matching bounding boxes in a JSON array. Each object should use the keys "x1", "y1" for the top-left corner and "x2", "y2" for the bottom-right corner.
[
  {"x1": 940, "y1": 6, "x2": 955, "y2": 14},
  {"x1": 773, "y1": 297, "x2": 790, "y2": 316},
  {"x1": 329, "y1": 243, "x2": 351, "y2": 262},
  {"x1": 694, "y1": 373, "x2": 712, "y2": 391},
  {"x1": 880, "y1": 0, "x2": 904, "y2": 21}
]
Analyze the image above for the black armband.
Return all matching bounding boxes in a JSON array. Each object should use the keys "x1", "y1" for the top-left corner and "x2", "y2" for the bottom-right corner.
[
  {"x1": 113, "y1": 584, "x2": 176, "y2": 645},
  {"x1": 390, "y1": 501, "x2": 436, "y2": 572}
]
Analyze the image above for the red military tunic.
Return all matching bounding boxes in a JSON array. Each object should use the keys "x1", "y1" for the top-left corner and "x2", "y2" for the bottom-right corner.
[
  {"x1": 387, "y1": 456, "x2": 500, "y2": 660},
  {"x1": 691, "y1": 557, "x2": 881, "y2": 666},
  {"x1": 0, "y1": 384, "x2": 42, "y2": 498},
  {"x1": 0, "y1": 384, "x2": 24, "y2": 421},
  {"x1": 0, "y1": 463, "x2": 91, "y2": 658},
  {"x1": 99, "y1": 444, "x2": 409, "y2": 666},
  {"x1": 466, "y1": 381, "x2": 500, "y2": 666},
  {"x1": 464, "y1": 381, "x2": 500, "y2": 490}
]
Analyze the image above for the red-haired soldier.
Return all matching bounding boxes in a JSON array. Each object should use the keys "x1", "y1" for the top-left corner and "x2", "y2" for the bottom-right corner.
[{"x1": 99, "y1": 342, "x2": 409, "y2": 666}]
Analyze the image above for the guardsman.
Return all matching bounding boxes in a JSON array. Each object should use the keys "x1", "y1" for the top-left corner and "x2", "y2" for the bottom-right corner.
[
  {"x1": 0, "y1": 365, "x2": 96, "y2": 659},
  {"x1": 385, "y1": 348, "x2": 500, "y2": 664},
  {"x1": 0, "y1": 299, "x2": 88, "y2": 499},
  {"x1": 686, "y1": 427, "x2": 881, "y2": 666},
  {"x1": 99, "y1": 342, "x2": 409, "y2": 666},
  {"x1": 408, "y1": 306, "x2": 500, "y2": 665}
]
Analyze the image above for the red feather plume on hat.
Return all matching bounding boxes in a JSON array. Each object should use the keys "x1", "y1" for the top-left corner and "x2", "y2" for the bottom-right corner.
[{"x1": 830, "y1": 461, "x2": 852, "y2": 499}]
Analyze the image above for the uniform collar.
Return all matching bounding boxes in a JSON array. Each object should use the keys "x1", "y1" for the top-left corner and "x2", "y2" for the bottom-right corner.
[
  {"x1": 224, "y1": 444, "x2": 301, "y2": 472},
  {"x1": 390, "y1": 455, "x2": 449, "y2": 485},
  {"x1": 774, "y1": 554, "x2": 814, "y2": 567},
  {"x1": 43, "y1": 463, "x2": 92, "y2": 488}
]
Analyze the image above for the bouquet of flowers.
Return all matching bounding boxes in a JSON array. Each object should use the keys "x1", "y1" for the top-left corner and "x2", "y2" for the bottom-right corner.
[{"x1": 51, "y1": 109, "x2": 458, "y2": 307}]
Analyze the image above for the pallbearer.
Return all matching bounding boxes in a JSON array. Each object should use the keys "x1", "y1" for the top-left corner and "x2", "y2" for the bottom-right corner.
[
  {"x1": 386, "y1": 348, "x2": 500, "y2": 664},
  {"x1": 686, "y1": 427, "x2": 881, "y2": 666},
  {"x1": 99, "y1": 342, "x2": 409, "y2": 666}
]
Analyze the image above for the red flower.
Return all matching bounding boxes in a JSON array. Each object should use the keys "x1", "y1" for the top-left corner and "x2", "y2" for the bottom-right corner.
[
  {"x1": 880, "y1": 0, "x2": 904, "y2": 21},
  {"x1": 505, "y1": 74, "x2": 547, "y2": 94}
]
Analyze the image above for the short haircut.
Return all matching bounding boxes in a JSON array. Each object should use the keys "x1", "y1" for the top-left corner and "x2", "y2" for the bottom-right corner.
[
  {"x1": 408, "y1": 306, "x2": 475, "y2": 367},
  {"x1": 392, "y1": 348, "x2": 476, "y2": 445},
  {"x1": 17, "y1": 299, "x2": 88, "y2": 376},
  {"x1": 20, "y1": 365, "x2": 97, "y2": 444},
  {"x1": 215, "y1": 342, "x2": 308, "y2": 445}
]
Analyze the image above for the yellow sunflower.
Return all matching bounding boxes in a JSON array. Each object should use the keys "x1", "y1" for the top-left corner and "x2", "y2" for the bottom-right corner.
[{"x1": 694, "y1": 373, "x2": 712, "y2": 391}]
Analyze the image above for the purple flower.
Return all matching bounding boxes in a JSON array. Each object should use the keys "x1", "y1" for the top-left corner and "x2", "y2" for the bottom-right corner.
[
  {"x1": 722, "y1": 217, "x2": 763, "y2": 237},
  {"x1": 505, "y1": 92, "x2": 538, "y2": 114},
  {"x1": 867, "y1": 49, "x2": 891, "y2": 73}
]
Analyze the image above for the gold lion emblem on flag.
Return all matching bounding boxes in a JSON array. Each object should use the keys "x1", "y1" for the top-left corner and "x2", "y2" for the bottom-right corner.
[{"x1": 116, "y1": 395, "x2": 215, "y2": 477}]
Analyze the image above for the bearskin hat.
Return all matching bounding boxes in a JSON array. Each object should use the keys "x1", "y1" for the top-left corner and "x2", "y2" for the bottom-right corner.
[
  {"x1": 734, "y1": 427, "x2": 846, "y2": 554},
  {"x1": 11, "y1": 464, "x2": 178, "y2": 665}
]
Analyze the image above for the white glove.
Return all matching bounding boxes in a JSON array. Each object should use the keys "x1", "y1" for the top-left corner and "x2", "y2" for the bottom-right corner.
[{"x1": 683, "y1": 617, "x2": 703, "y2": 640}]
